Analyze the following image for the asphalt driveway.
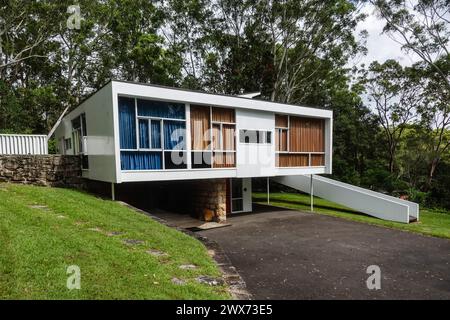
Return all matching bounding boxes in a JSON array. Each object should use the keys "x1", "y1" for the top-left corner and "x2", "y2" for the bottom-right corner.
[{"x1": 198, "y1": 205, "x2": 450, "y2": 299}]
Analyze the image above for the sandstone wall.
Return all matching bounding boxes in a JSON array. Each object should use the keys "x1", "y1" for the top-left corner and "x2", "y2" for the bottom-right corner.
[
  {"x1": 190, "y1": 179, "x2": 228, "y2": 222},
  {"x1": 0, "y1": 155, "x2": 83, "y2": 188}
]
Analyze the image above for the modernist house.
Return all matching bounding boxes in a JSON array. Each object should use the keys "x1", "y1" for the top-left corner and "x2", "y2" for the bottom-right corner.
[{"x1": 54, "y1": 80, "x2": 333, "y2": 221}]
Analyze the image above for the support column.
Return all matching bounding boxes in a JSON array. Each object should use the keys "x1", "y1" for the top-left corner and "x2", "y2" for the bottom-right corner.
[
  {"x1": 310, "y1": 175, "x2": 314, "y2": 212},
  {"x1": 267, "y1": 177, "x2": 270, "y2": 204},
  {"x1": 111, "y1": 182, "x2": 115, "y2": 201}
]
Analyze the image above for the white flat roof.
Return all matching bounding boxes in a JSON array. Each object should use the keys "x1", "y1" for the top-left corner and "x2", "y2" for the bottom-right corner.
[{"x1": 112, "y1": 80, "x2": 332, "y2": 119}]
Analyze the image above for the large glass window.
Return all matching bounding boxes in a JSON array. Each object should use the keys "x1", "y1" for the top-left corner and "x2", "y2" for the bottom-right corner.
[
  {"x1": 118, "y1": 97, "x2": 136, "y2": 150},
  {"x1": 119, "y1": 96, "x2": 187, "y2": 170}
]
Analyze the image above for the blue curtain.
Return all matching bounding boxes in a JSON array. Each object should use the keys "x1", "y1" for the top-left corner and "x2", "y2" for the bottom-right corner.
[
  {"x1": 151, "y1": 120, "x2": 161, "y2": 149},
  {"x1": 137, "y1": 99, "x2": 185, "y2": 119},
  {"x1": 164, "y1": 121, "x2": 186, "y2": 150},
  {"x1": 118, "y1": 97, "x2": 136, "y2": 149},
  {"x1": 139, "y1": 119, "x2": 149, "y2": 148},
  {"x1": 121, "y1": 151, "x2": 162, "y2": 170}
]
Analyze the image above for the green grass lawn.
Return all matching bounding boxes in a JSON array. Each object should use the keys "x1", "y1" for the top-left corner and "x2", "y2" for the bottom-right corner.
[
  {"x1": 0, "y1": 183, "x2": 230, "y2": 299},
  {"x1": 253, "y1": 192, "x2": 450, "y2": 239}
]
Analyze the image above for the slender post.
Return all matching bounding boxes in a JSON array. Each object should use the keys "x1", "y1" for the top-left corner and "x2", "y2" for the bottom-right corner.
[
  {"x1": 267, "y1": 177, "x2": 270, "y2": 204},
  {"x1": 310, "y1": 175, "x2": 314, "y2": 212},
  {"x1": 111, "y1": 182, "x2": 115, "y2": 201}
]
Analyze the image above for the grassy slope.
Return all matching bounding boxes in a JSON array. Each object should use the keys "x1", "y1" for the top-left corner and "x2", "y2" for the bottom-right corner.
[
  {"x1": 253, "y1": 192, "x2": 450, "y2": 239},
  {"x1": 0, "y1": 183, "x2": 230, "y2": 299}
]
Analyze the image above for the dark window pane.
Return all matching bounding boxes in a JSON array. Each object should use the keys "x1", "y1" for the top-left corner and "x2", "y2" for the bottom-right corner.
[
  {"x1": 72, "y1": 116, "x2": 81, "y2": 129},
  {"x1": 232, "y1": 178, "x2": 243, "y2": 198},
  {"x1": 164, "y1": 120, "x2": 186, "y2": 150},
  {"x1": 81, "y1": 113, "x2": 87, "y2": 136},
  {"x1": 120, "y1": 151, "x2": 162, "y2": 170},
  {"x1": 191, "y1": 151, "x2": 212, "y2": 168},
  {"x1": 139, "y1": 119, "x2": 149, "y2": 149},
  {"x1": 65, "y1": 138, "x2": 71, "y2": 150},
  {"x1": 151, "y1": 120, "x2": 161, "y2": 149},
  {"x1": 164, "y1": 151, "x2": 187, "y2": 169},
  {"x1": 81, "y1": 155, "x2": 89, "y2": 169},
  {"x1": 232, "y1": 199, "x2": 243, "y2": 212},
  {"x1": 137, "y1": 99, "x2": 185, "y2": 119},
  {"x1": 118, "y1": 97, "x2": 136, "y2": 149}
]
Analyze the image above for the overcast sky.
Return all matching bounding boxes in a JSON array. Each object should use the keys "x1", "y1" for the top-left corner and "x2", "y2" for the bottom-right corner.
[{"x1": 352, "y1": 3, "x2": 421, "y2": 68}]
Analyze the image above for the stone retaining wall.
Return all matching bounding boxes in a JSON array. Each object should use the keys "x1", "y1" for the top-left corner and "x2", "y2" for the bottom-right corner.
[{"x1": 0, "y1": 155, "x2": 83, "y2": 188}]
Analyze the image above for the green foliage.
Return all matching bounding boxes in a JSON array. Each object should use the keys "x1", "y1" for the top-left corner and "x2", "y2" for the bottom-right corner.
[
  {"x1": 406, "y1": 188, "x2": 429, "y2": 205},
  {"x1": 47, "y1": 138, "x2": 58, "y2": 154}
]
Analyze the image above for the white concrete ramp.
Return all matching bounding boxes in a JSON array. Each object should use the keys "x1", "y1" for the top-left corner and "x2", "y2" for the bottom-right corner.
[{"x1": 273, "y1": 175, "x2": 419, "y2": 224}]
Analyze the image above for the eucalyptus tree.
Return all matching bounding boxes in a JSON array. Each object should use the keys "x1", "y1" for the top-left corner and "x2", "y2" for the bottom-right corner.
[
  {"x1": 363, "y1": 60, "x2": 422, "y2": 173},
  {"x1": 252, "y1": 0, "x2": 366, "y2": 103},
  {"x1": 371, "y1": 0, "x2": 450, "y2": 186},
  {"x1": 160, "y1": 0, "x2": 214, "y2": 89}
]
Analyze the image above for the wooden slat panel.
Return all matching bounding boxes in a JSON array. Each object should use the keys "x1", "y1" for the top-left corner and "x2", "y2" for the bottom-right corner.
[
  {"x1": 212, "y1": 124, "x2": 220, "y2": 150},
  {"x1": 276, "y1": 154, "x2": 309, "y2": 167},
  {"x1": 190, "y1": 105, "x2": 210, "y2": 150},
  {"x1": 222, "y1": 124, "x2": 235, "y2": 150},
  {"x1": 289, "y1": 116, "x2": 325, "y2": 152},
  {"x1": 275, "y1": 129, "x2": 288, "y2": 151},
  {"x1": 212, "y1": 107, "x2": 235, "y2": 123},
  {"x1": 213, "y1": 152, "x2": 236, "y2": 168},
  {"x1": 275, "y1": 114, "x2": 288, "y2": 128},
  {"x1": 311, "y1": 154, "x2": 325, "y2": 166}
]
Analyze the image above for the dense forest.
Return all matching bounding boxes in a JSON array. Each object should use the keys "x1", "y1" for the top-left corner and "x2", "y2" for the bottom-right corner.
[{"x1": 0, "y1": 0, "x2": 449, "y2": 209}]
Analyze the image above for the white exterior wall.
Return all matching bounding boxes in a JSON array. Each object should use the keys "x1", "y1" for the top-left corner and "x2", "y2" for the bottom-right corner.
[
  {"x1": 54, "y1": 83, "x2": 117, "y2": 182},
  {"x1": 236, "y1": 109, "x2": 275, "y2": 177}
]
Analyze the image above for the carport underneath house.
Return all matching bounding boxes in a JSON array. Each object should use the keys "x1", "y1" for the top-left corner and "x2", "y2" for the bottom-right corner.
[{"x1": 88, "y1": 178, "x2": 253, "y2": 222}]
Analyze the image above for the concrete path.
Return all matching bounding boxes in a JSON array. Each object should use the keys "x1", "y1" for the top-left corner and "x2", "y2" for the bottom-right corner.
[{"x1": 198, "y1": 206, "x2": 450, "y2": 299}]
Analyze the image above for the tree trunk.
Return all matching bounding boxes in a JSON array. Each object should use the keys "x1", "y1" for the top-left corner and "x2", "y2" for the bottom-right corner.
[
  {"x1": 425, "y1": 158, "x2": 439, "y2": 190},
  {"x1": 388, "y1": 146, "x2": 395, "y2": 173}
]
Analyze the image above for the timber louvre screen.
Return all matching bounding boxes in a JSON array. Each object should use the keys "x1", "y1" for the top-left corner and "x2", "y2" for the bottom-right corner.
[{"x1": 275, "y1": 115, "x2": 325, "y2": 167}]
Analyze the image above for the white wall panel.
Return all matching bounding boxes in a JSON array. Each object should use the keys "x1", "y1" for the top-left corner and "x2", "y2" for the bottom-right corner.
[{"x1": 236, "y1": 109, "x2": 275, "y2": 177}]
